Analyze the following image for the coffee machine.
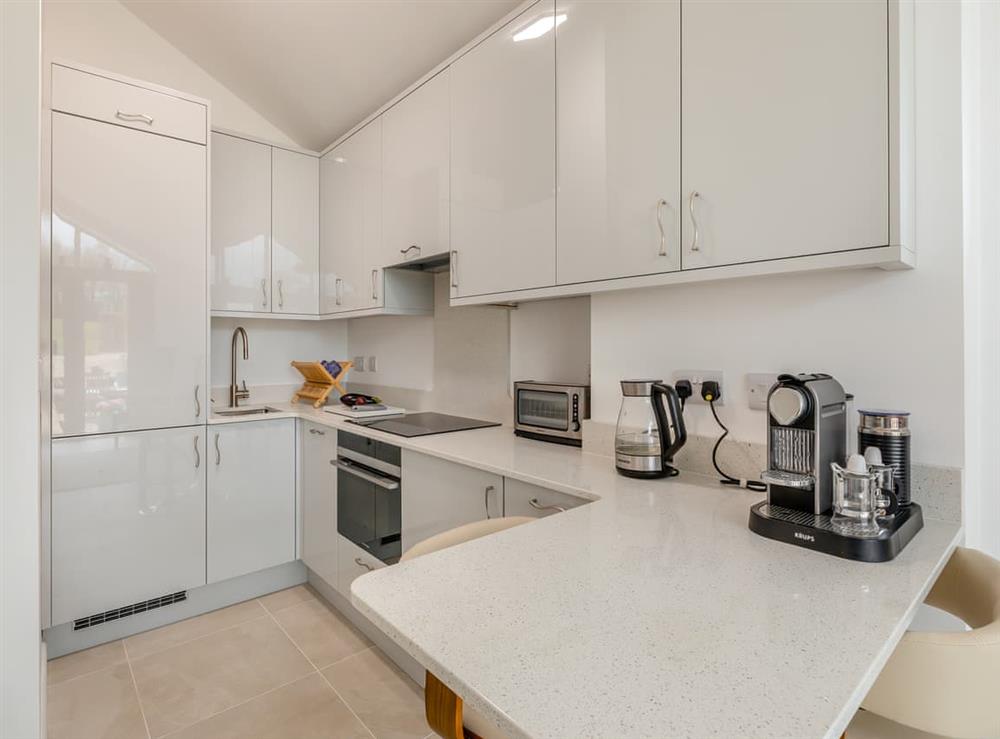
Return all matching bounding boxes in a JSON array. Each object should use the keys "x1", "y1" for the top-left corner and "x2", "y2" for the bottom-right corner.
[{"x1": 749, "y1": 373, "x2": 923, "y2": 562}]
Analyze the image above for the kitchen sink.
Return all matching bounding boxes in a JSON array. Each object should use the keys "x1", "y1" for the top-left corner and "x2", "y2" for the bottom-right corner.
[{"x1": 215, "y1": 406, "x2": 283, "y2": 417}]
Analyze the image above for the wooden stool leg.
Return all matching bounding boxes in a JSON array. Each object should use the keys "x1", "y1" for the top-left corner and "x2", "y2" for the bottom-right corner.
[{"x1": 425, "y1": 671, "x2": 464, "y2": 739}]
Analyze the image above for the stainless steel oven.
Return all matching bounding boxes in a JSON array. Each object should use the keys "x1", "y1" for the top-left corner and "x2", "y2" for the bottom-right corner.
[
  {"x1": 334, "y1": 431, "x2": 402, "y2": 564},
  {"x1": 513, "y1": 381, "x2": 590, "y2": 447}
]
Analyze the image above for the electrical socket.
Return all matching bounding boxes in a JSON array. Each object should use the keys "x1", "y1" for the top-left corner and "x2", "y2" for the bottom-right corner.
[
  {"x1": 367, "y1": 355, "x2": 377, "y2": 372},
  {"x1": 353, "y1": 355, "x2": 365, "y2": 372},
  {"x1": 746, "y1": 373, "x2": 779, "y2": 411},
  {"x1": 671, "y1": 370, "x2": 724, "y2": 405}
]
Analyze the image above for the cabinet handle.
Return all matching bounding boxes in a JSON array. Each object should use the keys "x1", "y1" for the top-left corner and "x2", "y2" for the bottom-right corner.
[
  {"x1": 260, "y1": 278, "x2": 268, "y2": 307},
  {"x1": 194, "y1": 385, "x2": 201, "y2": 418},
  {"x1": 656, "y1": 199, "x2": 669, "y2": 257},
  {"x1": 309, "y1": 428, "x2": 326, "y2": 436},
  {"x1": 400, "y1": 245, "x2": 420, "y2": 258},
  {"x1": 214, "y1": 433, "x2": 221, "y2": 465},
  {"x1": 115, "y1": 110, "x2": 154, "y2": 125},
  {"x1": 485, "y1": 484, "x2": 495, "y2": 519},
  {"x1": 450, "y1": 251, "x2": 459, "y2": 288},
  {"x1": 193, "y1": 435, "x2": 201, "y2": 468},
  {"x1": 277, "y1": 279, "x2": 284, "y2": 309},
  {"x1": 529, "y1": 497, "x2": 566, "y2": 513},
  {"x1": 354, "y1": 557, "x2": 374, "y2": 572},
  {"x1": 335, "y1": 278, "x2": 343, "y2": 306},
  {"x1": 688, "y1": 191, "x2": 701, "y2": 252},
  {"x1": 371, "y1": 269, "x2": 378, "y2": 301}
]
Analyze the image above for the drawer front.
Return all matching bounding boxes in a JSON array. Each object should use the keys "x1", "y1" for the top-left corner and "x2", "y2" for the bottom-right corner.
[
  {"x1": 504, "y1": 478, "x2": 588, "y2": 518},
  {"x1": 337, "y1": 535, "x2": 385, "y2": 596},
  {"x1": 51, "y1": 64, "x2": 207, "y2": 144}
]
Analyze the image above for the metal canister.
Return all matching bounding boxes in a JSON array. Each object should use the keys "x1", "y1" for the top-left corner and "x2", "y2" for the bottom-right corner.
[{"x1": 858, "y1": 410, "x2": 911, "y2": 506}]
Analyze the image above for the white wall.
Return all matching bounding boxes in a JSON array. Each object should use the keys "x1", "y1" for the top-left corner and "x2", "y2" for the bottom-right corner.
[
  {"x1": 961, "y1": 0, "x2": 1000, "y2": 557},
  {"x1": 42, "y1": 0, "x2": 296, "y2": 146},
  {"x1": 1, "y1": 1, "x2": 43, "y2": 735},
  {"x1": 591, "y1": 0, "x2": 964, "y2": 469}
]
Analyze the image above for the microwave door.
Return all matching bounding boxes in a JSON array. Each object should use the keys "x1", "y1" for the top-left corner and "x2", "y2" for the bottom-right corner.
[{"x1": 517, "y1": 389, "x2": 569, "y2": 431}]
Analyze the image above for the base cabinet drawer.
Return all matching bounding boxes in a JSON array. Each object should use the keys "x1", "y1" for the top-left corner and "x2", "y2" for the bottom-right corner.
[
  {"x1": 51, "y1": 427, "x2": 207, "y2": 625},
  {"x1": 337, "y1": 535, "x2": 385, "y2": 596},
  {"x1": 504, "y1": 478, "x2": 588, "y2": 518}
]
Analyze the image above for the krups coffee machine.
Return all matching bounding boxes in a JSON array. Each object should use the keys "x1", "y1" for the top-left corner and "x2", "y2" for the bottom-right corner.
[{"x1": 748, "y1": 373, "x2": 923, "y2": 562}]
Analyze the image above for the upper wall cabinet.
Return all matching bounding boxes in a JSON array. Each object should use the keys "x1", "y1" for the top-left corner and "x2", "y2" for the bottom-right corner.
[
  {"x1": 449, "y1": 0, "x2": 557, "y2": 298},
  {"x1": 556, "y1": 0, "x2": 681, "y2": 285},
  {"x1": 382, "y1": 70, "x2": 450, "y2": 266},
  {"x1": 680, "y1": 0, "x2": 889, "y2": 268},
  {"x1": 211, "y1": 132, "x2": 320, "y2": 315}
]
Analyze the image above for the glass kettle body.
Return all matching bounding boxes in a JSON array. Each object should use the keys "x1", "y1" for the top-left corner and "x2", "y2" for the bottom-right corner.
[{"x1": 615, "y1": 380, "x2": 687, "y2": 478}]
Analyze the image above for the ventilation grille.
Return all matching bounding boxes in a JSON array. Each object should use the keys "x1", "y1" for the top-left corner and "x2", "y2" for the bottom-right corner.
[{"x1": 73, "y1": 591, "x2": 187, "y2": 631}]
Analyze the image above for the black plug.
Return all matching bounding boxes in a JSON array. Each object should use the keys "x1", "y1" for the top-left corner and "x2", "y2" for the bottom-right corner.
[
  {"x1": 701, "y1": 380, "x2": 721, "y2": 403},
  {"x1": 675, "y1": 379, "x2": 693, "y2": 405}
]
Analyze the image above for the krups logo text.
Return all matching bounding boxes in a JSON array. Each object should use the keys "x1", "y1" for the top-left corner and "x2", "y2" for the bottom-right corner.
[{"x1": 794, "y1": 532, "x2": 815, "y2": 543}]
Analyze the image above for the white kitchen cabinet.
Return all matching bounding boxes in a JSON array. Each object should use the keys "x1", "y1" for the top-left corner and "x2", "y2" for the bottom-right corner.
[
  {"x1": 211, "y1": 132, "x2": 272, "y2": 312},
  {"x1": 556, "y1": 0, "x2": 681, "y2": 284},
  {"x1": 51, "y1": 110, "x2": 207, "y2": 437},
  {"x1": 681, "y1": 0, "x2": 889, "y2": 268},
  {"x1": 208, "y1": 419, "x2": 296, "y2": 583},
  {"x1": 300, "y1": 422, "x2": 338, "y2": 588},
  {"x1": 400, "y1": 450, "x2": 502, "y2": 554},
  {"x1": 503, "y1": 478, "x2": 587, "y2": 519},
  {"x1": 382, "y1": 70, "x2": 450, "y2": 265},
  {"x1": 51, "y1": 428, "x2": 207, "y2": 625},
  {"x1": 320, "y1": 120, "x2": 382, "y2": 313},
  {"x1": 272, "y1": 147, "x2": 320, "y2": 314},
  {"x1": 336, "y1": 535, "x2": 385, "y2": 597},
  {"x1": 449, "y1": 0, "x2": 556, "y2": 298}
]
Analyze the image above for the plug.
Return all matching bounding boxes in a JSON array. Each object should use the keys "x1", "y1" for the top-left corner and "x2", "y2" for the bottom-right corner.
[
  {"x1": 701, "y1": 380, "x2": 721, "y2": 403},
  {"x1": 675, "y1": 379, "x2": 693, "y2": 404}
]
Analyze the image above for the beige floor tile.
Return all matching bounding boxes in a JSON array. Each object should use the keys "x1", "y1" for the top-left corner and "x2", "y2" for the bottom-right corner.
[
  {"x1": 258, "y1": 585, "x2": 318, "y2": 615},
  {"x1": 130, "y1": 615, "x2": 313, "y2": 737},
  {"x1": 48, "y1": 640, "x2": 126, "y2": 686},
  {"x1": 847, "y1": 708, "x2": 947, "y2": 738},
  {"x1": 166, "y1": 673, "x2": 372, "y2": 739},
  {"x1": 124, "y1": 600, "x2": 267, "y2": 661},
  {"x1": 322, "y1": 649, "x2": 429, "y2": 739},
  {"x1": 272, "y1": 599, "x2": 371, "y2": 669},
  {"x1": 47, "y1": 663, "x2": 148, "y2": 739}
]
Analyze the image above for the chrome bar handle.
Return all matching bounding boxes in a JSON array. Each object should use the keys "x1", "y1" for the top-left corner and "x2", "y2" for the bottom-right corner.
[
  {"x1": 193, "y1": 435, "x2": 200, "y2": 468},
  {"x1": 115, "y1": 110, "x2": 154, "y2": 125},
  {"x1": 450, "y1": 251, "x2": 459, "y2": 288},
  {"x1": 214, "y1": 433, "x2": 221, "y2": 466},
  {"x1": 354, "y1": 557, "x2": 374, "y2": 572},
  {"x1": 335, "y1": 278, "x2": 343, "y2": 306},
  {"x1": 656, "y1": 199, "x2": 668, "y2": 257},
  {"x1": 308, "y1": 428, "x2": 326, "y2": 436},
  {"x1": 400, "y1": 245, "x2": 421, "y2": 258},
  {"x1": 260, "y1": 278, "x2": 268, "y2": 307},
  {"x1": 194, "y1": 385, "x2": 201, "y2": 418},
  {"x1": 688, "y1": 191, "x2": 701, "y2": 252},
  {"x1": 331, "y1": 459, "x2": 400, "y2": 490},
  {"x1": 277, "y1": 279, "x2": 284, "y2": 309},
  {"x1": 371, "y1": 269, "x2": 378, "y2": 301},
  {"x1": 529, "y1": 498, "x2": 566, "y2": 513},
  {"x1": 485, "y1": 485, "x2": 496, "y2": 519}
]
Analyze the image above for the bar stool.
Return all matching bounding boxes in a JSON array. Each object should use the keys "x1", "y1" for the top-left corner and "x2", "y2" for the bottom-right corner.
[
  {"x1": 856, "y1": 546, "x2": 1000, "y2": 738},
  {"x1": 401, "y1": 516, "x2": 534, "y2": 739}
]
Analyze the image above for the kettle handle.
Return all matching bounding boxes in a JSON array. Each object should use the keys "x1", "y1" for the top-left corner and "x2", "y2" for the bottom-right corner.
[{"x1": 651, "y1": 383, "x2": 687, "y2": 464}]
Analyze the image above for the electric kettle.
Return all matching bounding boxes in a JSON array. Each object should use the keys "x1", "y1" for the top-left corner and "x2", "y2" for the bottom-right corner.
[{"x1": 614, "y1": 380, "x2": 687, "y2": 478}]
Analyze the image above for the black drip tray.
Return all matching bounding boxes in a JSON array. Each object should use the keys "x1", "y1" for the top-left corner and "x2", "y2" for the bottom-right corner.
[{"x1": 749, "y1": 501, "x2": 924, "y2": 562}]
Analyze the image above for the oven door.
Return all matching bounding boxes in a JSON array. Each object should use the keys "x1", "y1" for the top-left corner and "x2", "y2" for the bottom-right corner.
[{"x1": 335, "y1": 458, "x2": 402, "y2": 564}]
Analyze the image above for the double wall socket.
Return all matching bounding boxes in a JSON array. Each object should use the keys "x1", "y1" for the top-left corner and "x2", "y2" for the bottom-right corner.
[
  {"x1": 353, "y1": 355, "x2": 365, "y2": 372},
  {"x1": 671, "y1": 370, "x2": 724, "y2": 406}
]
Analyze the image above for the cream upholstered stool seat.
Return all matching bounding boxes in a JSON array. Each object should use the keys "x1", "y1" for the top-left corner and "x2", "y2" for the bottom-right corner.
[
  {"x1": 401, "y1": 516, "x2": 534, "y2": 739},
  {"x1": 857, "y1": 546, "x2": 1000, "y2": 739}
]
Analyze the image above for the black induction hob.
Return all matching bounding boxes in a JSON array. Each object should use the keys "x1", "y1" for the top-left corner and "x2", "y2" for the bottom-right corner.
[{"x1": 346, "y1": 412, "x2": 501, "y2": 437}]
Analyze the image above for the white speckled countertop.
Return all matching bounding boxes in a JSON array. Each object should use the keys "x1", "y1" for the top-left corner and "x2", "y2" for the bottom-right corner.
[{"x1": 212, "y1": 403, "x2": 961, "y2": 739}]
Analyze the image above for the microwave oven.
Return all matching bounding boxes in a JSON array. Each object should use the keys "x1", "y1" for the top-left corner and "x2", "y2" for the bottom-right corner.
[{"x1": 513, "y1": 381, "x2": 590, "y2": 446}]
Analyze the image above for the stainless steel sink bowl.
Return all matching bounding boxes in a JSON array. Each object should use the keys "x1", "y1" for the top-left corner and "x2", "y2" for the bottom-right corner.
[{"x1": 214, "y1": 407, "x2": 283, "y2": 417}]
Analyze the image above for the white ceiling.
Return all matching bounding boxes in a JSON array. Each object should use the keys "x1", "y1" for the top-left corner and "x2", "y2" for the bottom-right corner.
[{"x1": 123, "y1": 0, "x2": 520, "y2": 151}]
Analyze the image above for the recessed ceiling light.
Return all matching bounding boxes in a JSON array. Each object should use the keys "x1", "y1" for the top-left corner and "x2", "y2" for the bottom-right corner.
[{"x1": 512, "y1": 13, "x2": 566, "y2": 43}]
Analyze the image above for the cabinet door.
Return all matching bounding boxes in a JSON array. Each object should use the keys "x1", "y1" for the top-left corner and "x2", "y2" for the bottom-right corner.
[
  {"x1": 211, "y1": 133, "x2": 272, "y2": 311},
  {"x1": 382, "y1": 70, "x2": 450, "y2": 265},
  {"x1": 320, "y1": 120, "x2": 381, "y2": 313},
  {"x1": 51, "y1": 428, "x2": 207, "y2": 625},
  {"x1": 208, "y1": 419, "x2": 296, "y2": 583},
  {"x1": 272, "y1": 148, "x2": 319, "y2": 315},
  {"x1": 401, "y1": 450, "x2": 502, "y2": 554},
  {"x1": 52, "y1": 112, "x2": 207, "y2": 437},
  {"x1": 556, "y1": 0, "x2": 681, "y2": 284},
  {"x1": 681, "y1": 0, "x2": 889, "y2": 268},
  {"x1": 450, "y1": 0, "x2": 556, "y2": 297},
  {"x1": 503, "y1": 478, "x2": 587, "y2": 519},
  {"x1": 301, "y1": 422, "x2": 338, "y2": 588}
]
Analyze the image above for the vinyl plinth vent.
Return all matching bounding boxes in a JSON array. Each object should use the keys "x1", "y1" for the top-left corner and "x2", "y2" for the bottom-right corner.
[{"x1": 73, "y1": 591, "x2": 187, "y2": 631}]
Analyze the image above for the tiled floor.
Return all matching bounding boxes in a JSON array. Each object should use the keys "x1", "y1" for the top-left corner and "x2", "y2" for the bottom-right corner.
[{"x1": 46, "y1": 586, "x2": 433, "y2": 739}]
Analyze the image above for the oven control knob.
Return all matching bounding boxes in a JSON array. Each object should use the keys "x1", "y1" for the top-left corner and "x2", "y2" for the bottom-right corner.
[{"x1": 769, "y1": 386, "x2": 809, "y2": 426}]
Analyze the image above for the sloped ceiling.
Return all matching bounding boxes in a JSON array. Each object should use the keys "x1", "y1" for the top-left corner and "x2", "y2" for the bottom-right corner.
[{"x1": 123, "y1": 0, "x2": 520, "y2": 151}]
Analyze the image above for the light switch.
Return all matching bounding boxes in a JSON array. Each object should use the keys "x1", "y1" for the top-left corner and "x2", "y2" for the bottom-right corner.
[{"x1": 353, "y1": 355, "x2": 365, "y2": 372}]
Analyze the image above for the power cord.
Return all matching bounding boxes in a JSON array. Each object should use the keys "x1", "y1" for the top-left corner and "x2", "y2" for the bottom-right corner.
[{"x1": 702, "y1": 381, "x2": 767, "y2": 492}]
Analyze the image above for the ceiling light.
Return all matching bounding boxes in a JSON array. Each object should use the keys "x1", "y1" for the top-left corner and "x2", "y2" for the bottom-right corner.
[{"x1": 512, "y1": 14, "x2": 566, "y2": 42}]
